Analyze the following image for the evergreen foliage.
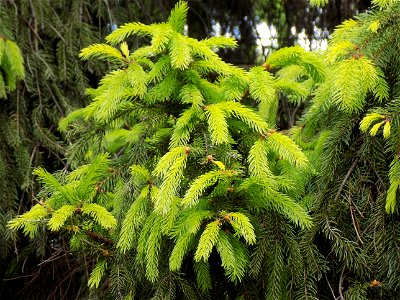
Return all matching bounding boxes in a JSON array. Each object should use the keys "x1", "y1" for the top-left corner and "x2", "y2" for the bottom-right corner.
[{"x1": 6, "y1": 0, "x2": 400, "y2": 299}]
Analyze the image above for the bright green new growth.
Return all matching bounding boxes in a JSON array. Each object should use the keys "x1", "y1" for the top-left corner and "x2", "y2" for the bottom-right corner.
[
  {"x1": 182, "y1": 170, "x2": 235, "y2": 208},
  {"x1": 266, "y1": 132, "x2": 308, "y2": 167},
  {"x1": 386, "y1": 159, "x2": 400, "y2": 213},
  {"x1": 329, "y1": 57, "x2": 388, "y2": 112},
  {"x1": 8, "y1": 204, "x2": 48, "y2": 238},
  {"x1": 88, "y1": 260, "x2": 108, "y2": 289},
  {"x1": 117, "y1": 186, "x2": 151, "y2": 253},
  {"x1": 0, "y1": 38, "x2": 24, "y2": 98},
  {"x1": 8, "y1": 154, "x2": 117, "y2": 240},
  {"x1": 372, "y1": 0, "x2": 400, "y2": 9},
  {"x1": 215, "y1": 231, "x2": 249, "y2": 283},
  {"x1": 310, "y1": 0, "x2": 400, "y2": 8},
  {"x1": 309, "y1": 0, "x2": 330, "y2": 7},
  {"x1": 82, "y1": 203, "x2": 117, "y2": 229},
  {"x1": 227, "y1": 212, "x2": 256, "y2": 244},
  {"x1": 194, "y1": 220, "x2": 221, "y2": 261},
  {"x1": 47, "y1": 205, "x2": 75, "y2": 231}
]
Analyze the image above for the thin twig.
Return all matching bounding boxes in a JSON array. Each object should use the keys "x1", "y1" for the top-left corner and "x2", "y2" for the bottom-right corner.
[
  {"x1": 29, "y1": 0, "x2": 40, "y2": 50},
  {"x1": 349, "y1": 197, "x2": 364, "y2": 218},
  {"x1": 324, "y1": 273, "x2": 336, "y2": 300},
  {"x1": 304, "y1": 269, "x2": 309, "y2": 299},
  {"x1": 334, "y1": 156, "x2": 359, "y2": 202},
  {"x1": 2, "y1": 274, "x2": 34, "y2": 281},
  {"x1": 338, "y1": 267, "x2": 345, "y2": 300},
  {"x1": 368, "y1": 160, "x2": 386, "y2": 192},
  {"x1": 37, "y1": 250, "x2": 64, "y2": 266},
  {"x1": 349, "y1": 204, "x2": 364, "y2": 244}
]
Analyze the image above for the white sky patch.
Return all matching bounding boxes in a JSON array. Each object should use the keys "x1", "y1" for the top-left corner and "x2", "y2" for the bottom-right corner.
[
  {"x1": 211, "y1": 22, "x2": 232, "y2": 38},
  {"x1": 211, "y1": 21, "x2": 328, "y2": 58},
  {"x1": 256, "y1": 22, "x2": 279, "y2": 50},
  {"x1": 256, "y1": 22, "x2": 328, "y2": 54}
]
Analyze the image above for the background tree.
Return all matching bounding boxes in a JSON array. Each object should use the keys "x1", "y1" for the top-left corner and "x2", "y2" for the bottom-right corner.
[{"x1": 295, "y1": 0, "x2": 400, "y2": 298}]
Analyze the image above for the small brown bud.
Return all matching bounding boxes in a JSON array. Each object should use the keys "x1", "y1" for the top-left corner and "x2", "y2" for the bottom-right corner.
[
  {"x1": 66, "y1": 225, "x2": 79, "y2": 232},
  {"x1": 369, "y1": 279, "x2": 381, "y2": 287},
  {"x1": 262, "y1": 62, "x2": 271, "y2": 71},
  {"x1": 185, "y1": 147, "x2": 191, "y2": 156}
]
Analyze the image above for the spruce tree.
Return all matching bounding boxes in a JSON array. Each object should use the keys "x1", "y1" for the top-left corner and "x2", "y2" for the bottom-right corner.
[
  {"x1": 295, "y1": 0, "x2": 400, "y2": 299},
  {"x1": 0, "y1": 1, "x2": 163, "y2": 298},
  {"x1": 9, "y1": 2, "x2": 325, "y2": 298}
]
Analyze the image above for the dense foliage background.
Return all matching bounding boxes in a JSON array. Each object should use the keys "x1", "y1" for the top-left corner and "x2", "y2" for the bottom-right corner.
[{"x1": 3, "y1": 0, "x2": 400, "y2": 299}]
